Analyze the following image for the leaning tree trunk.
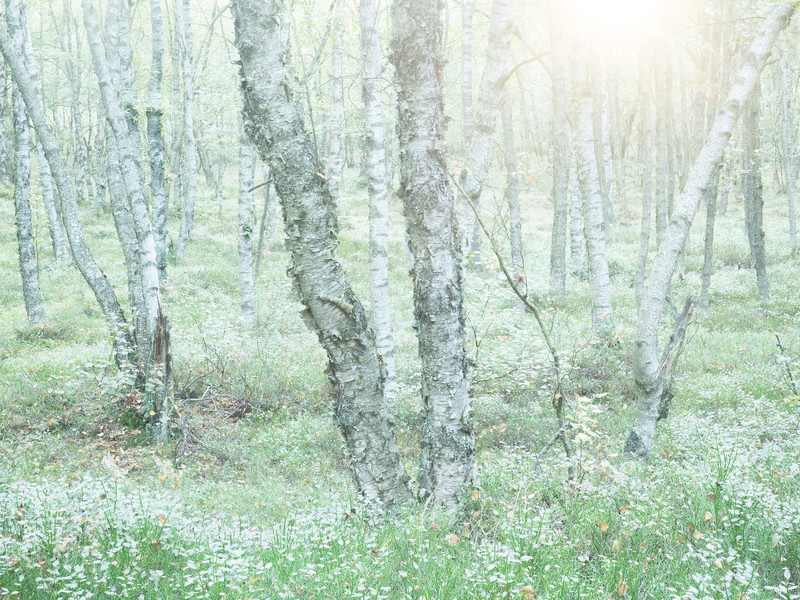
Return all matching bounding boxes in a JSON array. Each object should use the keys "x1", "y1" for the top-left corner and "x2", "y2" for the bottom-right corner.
[
  {"x1": 392, "y1": 0, "x2": 475, "y2": 509},
  {"x1": 232, "y1": 0, "x2": 410, "y2": 512},
  {"x1": 457, "y1": 0, "x2": 512, "y2": 267},
  {"x1": 7, "y1": 0, "x2": 45, "y2": 324},
  {"x1": 148, "y1": 0, "x2": 169, "y2": 281},
  {"x1": 743, "y1": 83, "x2": 770, "y2": 308},
  {"x1": 548, "y1": 0, "x2": 569, "y2": 297},
  {"x1": 0, "y1": 15, "x2": 134, "y2": 367},
  {"x1": 237, "y1": 125, "x2": 257, "y2": 328},
  {"x1": 175, "y1": 0, "x2": 197, "y2": 260},
  {"x1": 624, "y1": 2, "x2": 795, "y2": 459},
  {"x1": 360, "y1": 0, "x2": 397, "y2": 406}
]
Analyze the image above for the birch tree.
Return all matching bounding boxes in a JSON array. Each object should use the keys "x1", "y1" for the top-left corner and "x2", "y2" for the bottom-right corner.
[
  {"x1": 175, "y1": 0, "x2": 197, "y2": 259},
  {"x1": 232, "y1": 0, "x2": 410, "y2": 511},
  {"x1": 392, "y1": 0, "x2": 475, "y2": 507},
  {"x1": 624, "y1": 2, "x2": 795, "y2": 459},
  {"x1": 7, "y1": 0, "x2": 46, "y2": 324},
  {"x1": 238, "y1": 125, "x2": 257, "y2": 328},
  {"x1": 360, "y1": 0, "x2": 397, "y2": 403}
]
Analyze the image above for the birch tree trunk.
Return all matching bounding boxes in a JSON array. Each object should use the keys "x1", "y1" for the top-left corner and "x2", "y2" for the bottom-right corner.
[
  {"x1": 7, "y1": 0, "x2": 45, "y2": 323},
  {"x1": 655, "y1": 54, "x2": 668, "y2": 248},
  {"x1": 175, "y1": 0, "x2": 197, "y2": 259},
  {"x1": 461, "y1": 0, "x2": 474, "y2": 151},
  {"x1": 0, "y1": 16, "x2": 134, "y2": 367},
  {"x1": 457, "y1": 0, "x2": 512, "y2": 267},
  {"x1": 238, "y1": 125, "x2": 257, "y2": 328},
  {"x1": 391, "y1": 0, "x2": 475, "y2": 508},
  {"x1": 574, "y1": 95, "x2": 614, "y2": 337},
  {"x1": 360, "y1": 0, "x2": 397, "y2": 405},
  {"x1": 778, "y1": 43, "x2": 797, "y2": 254},
  {"x1": 548, "y1": 0, "x2": 569, "y2": 297},
  {"x1": 569, "y1": 161, "x2": 584, "y2": 270},
  {"x1": 635, "y1": 52, "x2": 653, "y2": 307},
  {"x1": 502, "y1": 96, "x2": 524, "y2": 315},
  {"x1": 232, "y1": 0, "x2": 410, "y2": 511},
  {"x1": 624, "y1": 2, "x2": 795, "y2": 459},
  {"x1": 327, "y1": 0, "x2": 345, "y2": 200},
  {"x1": 148, "y1": 0, "x2": 169, "y2": 281},
  {"x1": 743, "y1": 84, "x2": 770, "y2": 308},
  {"x1": 0, "y1": 54, "x2": 9, "y2": 185}
]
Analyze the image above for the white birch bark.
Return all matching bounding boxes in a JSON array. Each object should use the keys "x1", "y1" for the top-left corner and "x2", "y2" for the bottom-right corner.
[
  {"x1": 624, "y1": 2, "x2": 795, "y2": 458},
  {"x1": 457, "y1": 0, "x2": 512, "y2": 266},
  {"x1": 635, "y1": 52, "x2": 653, "y2": 308},
  {"x1": 391, "y1": 0, "x2": 475, "y2": 508},
  {"x1": 461, "y1": 0, "x2": 474, "y2": 151},
  {"x1": 502, "y1": 96, "x2": 524, "y2": 315},
  {"x1": 232, "y1": 0, "x2": 410, "y2": 511},
  {"x1": 574, "y1": 95, "x2": 614, "y2": 337},
  {"x1": 360, "y1": 0, "x2": 397, "y2": 405},
  {"x1": 778, "y1": 42, "x2": 797, "y2": 254},
  {"x1": 238, "y1": 125, "x2": 257, "y2": 328},
  {"x1": 0, "y1": 16, "x2": 134, "y2": 366},
  {"x1": 548, "y1": 0, "x2": 569, "y2": 296},
  {"x1": 568, "y1": 160, "x2": 584, "y2": 270},
  {"x1": 7, "y1": 0, "x2": 45, "y2": 323},
  {"x1": 175, "y1": 0, "x2": 197, "y2": 259},
  {"x1": 327, "y1": 0, "x2": 345, "y2": 200},
  {"x1": 148, "y1": 0, "x2": 169, "y2": 281}
]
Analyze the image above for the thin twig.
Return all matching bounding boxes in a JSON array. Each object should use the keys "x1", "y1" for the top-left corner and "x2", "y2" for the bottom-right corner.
[{"x1": 776, "y1": 334, "x2": 798, "y2": 396}]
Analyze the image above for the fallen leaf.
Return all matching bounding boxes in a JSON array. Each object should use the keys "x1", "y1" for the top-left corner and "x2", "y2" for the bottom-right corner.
[
  {"x1": 692, "y1": 531, "x2": 704, "y2": 540},
  {"x1": 599, "y1": 522, "x2": 609, "y2": 533},
  {"x1": 616, "y1": 571, "x2": 629, "y2": 596},
  {"x1": 520, "y1": 586, "x2": 536, "y2": 599},
  {"x1": 445, "y1": 533, "x2": 459, "y2": 546},
  {"x1": 704, "y1": 511, "x2": 713, "y2": 522}
]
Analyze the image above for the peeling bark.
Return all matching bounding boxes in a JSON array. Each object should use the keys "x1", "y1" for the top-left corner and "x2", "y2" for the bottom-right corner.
[
  {"x1": 232, "y1": 0, "x2": 410, "y2": 511},
  {"x1": 391, "y1": 0, "x2": 475, "y2": 508}
]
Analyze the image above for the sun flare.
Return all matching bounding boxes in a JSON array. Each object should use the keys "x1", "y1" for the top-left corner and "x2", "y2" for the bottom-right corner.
[{"x1": 572, "y1": 0, "x2": 664, "y2": 44}]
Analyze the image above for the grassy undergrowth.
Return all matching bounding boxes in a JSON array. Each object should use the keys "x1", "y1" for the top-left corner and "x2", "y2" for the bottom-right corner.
[{"x1": 1, "y1": 169, "x2": 799, "y2": 599}]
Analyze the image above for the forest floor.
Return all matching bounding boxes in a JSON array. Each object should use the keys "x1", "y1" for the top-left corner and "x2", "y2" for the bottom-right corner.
[{"x1": 1, "y1": 167, "x2": 799, "y2": 599}]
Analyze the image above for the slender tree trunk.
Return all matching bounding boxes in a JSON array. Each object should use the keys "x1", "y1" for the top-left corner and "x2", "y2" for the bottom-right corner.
[
  {"x1": 778, "y1": 43, "x2": 797, "y2": 254},
  {"x1": 574, "y1": 95, "x2": 614, "y2": 337},
  {"x1": 461, "y1": 0, "x2": 474, "y2": 152},
  {"x1": 502, "y1": 96, "x2": 524, "y2": 314},
  {"x1": 590, "y1": 55, "x2": 612, "y2": 226},
  {"x1": 624, "y1": 3, "x2": 795, "y2": 459},
  {"x1": 232, "y1": 0, "x2": 410, "y2": 511},
  {"x1": 743, "y1": 83, "x2": 770, "y2": 308},
  {"x1": 0, "y1": 54, "x2": 10, "y2": 185},
  {"x1": 238, "y1": 125, "x2": 257, "y2": 328},
  {"x1": 457, "y1": 0, "x2": 513, "y2": 268},
  {"x1": 361, "y1": 0, "x2": 397, "y2": 405},
  {"x1": 175, "y1": 0, "x2": 196, "y2": 259},
  {"x1": 148, "y1": 0, "x2": 169, "y2": 281},
  {"x1": 7, "y1": 0, "x2": 45, "y2": 323},
  {"x1": 391, "y1": 0, "x2": 475, "y2": 508},
  {"x1": 0, "y1": 15, "x2": 134, "y2": 367},
  {"x1": 327, "y1": 0, "x2": 345, "y2": 200},
  {"x1": 548, "y1": 0, "x2": 569, "y2": 297},
  {"x1": 569, "y1": 160, "x2": 584, "y2": 270},
  {"x1": 635, "y1": 52, "x2": 653, "y2": 307},
  {"x1": 699, "y1": 161, "x2": 720, "y2": 314},
  {"x1": 655, "y1": 54, "x2": 668, "y2": 247}
]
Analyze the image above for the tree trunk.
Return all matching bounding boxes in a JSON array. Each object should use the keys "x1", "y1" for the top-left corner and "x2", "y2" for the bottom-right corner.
[
  {"x1": 232, "y1": 0, "x2": 410, "y2": 511},
  {"x1": 0, "y1": 54, "x2": 10, "y2": 185},
  {"x1": 778, "y1": 43, "x2": 797, "y2": 254},
  {"x1": 461, "y1": 0, "x2": 474, "y2": 152},
  {"x1": 327, "y1": 0, "x2": 345, "y2": 200},
  {"x1": 175, "y1": 0, "x2": 197, "y2": 259},
  {"x1": 654, "y1": 54, "x2": 668, "y2": 248},
  {"x1": 391, "y1": 0, "x2": 475, "y2": 508},
  {"x1": 0, "y1": 15, "x2": 134, "y2": 367},
  {"x1": 457, "y1": 0, "x2": 512, "y2": 268},
  {"x1": 699, "y1": 160, "x2": 720, "y2": 314},
  {"x1": 635, "y1": 52, "x2": 653, "y2": 308},
  {"x1": 148, "y1": 0, "x2": 169, "y2": 281},
  {"x1": 743, "y1": 84, "x2": 770, "y2": 308},
  {"x1": 361, "y1": 0, "x2": 397, "y2": 406},
  {"x1": 568, "y1": 160, "x2": 584, "y2": 270},
  {"x1": 7, "y1": 0, "x2": 45, "y2": 323},
  {"x1": 548, "y1": 0, "x2": 569, "y2": 297},
  {"x1": 238, "y1": 125, "x2": 257, "y2": 328},
  {"x1": 624, "y1": 3, "x2": 795, "y2": 459},
  {"x1": 574, "y1": 94, "x2": 614, "y2": 337},
  {"x1": 502, "y1": 96, "x2": 524, "y2": 315}
]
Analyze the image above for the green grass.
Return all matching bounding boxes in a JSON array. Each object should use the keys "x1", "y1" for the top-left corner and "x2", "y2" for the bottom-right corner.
[{"x1": 1, "y1": 171, "x2": 799, "y2": 599}]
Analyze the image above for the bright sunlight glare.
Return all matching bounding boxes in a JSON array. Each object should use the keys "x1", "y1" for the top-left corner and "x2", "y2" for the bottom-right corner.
[{"x1": 572, "y1": 0, "x2": 664, "y2": 44}]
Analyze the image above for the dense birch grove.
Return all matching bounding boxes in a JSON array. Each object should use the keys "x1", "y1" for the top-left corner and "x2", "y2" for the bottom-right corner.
[{"x1": 2, "y1": 0, "x2": 800, "y2": 547}]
